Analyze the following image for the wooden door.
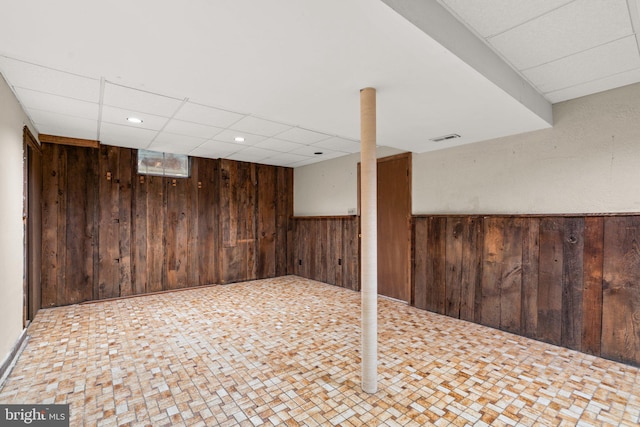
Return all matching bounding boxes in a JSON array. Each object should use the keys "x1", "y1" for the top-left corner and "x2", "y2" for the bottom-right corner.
[
  {"x1": 377, "y1": 154, "x2": 411, "y2": 301},
  {"x1": 359, "y1": 153, "x2": 412, "y2": 302}
]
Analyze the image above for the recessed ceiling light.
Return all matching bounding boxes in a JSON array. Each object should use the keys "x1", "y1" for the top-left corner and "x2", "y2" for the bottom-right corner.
[
  {"x1": 234, "y1": 136, "x2": 245, "y2": 143},
  {"x1": 314, "y1": 152, "x2": 323, "y2": 155},
  {"x1": 127, "y1": 117, "x2": 143, "y2": 124}
]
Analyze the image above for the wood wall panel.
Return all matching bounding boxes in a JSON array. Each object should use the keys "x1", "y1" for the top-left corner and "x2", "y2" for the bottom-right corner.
[
  {"x1": 602, "y1": 216, "x2": 640, "y2": 365},
  {"x1": 41, "y1": 144, "x2": 99, "y2": 307},
  {"x1": 413, "y1": 214, "x2": 640, "y2": 367},
  {"x1": 41, "y1": 144, "x2": 291, "y2": 306},
  {"x1": 290, "y1": 217, "x2": 360, "y2": 291}
]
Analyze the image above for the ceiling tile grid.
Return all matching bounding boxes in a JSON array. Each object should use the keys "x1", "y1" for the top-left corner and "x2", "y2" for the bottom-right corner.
[{"x1": 439, "y1": 0, "x2": 640, "y2": 103}]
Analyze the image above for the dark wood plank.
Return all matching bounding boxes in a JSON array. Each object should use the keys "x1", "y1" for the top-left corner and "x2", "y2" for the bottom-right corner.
[
  {"x1": 257, "y1": 164, "x2": 276, "y2": 279},
  {"x1": 275, "y1": 167, "x2": 292, "y2": 277},
  {"x1": 445, "y1": 217, "x2": 464, "y2": 318},
  {"x1": 64, "y1": 147, "x2": 97, "y2": 304},
  {"x1": 537, "y1": 218, "x2": 564, "y2": 345},
  {"x1": 480, "y1": 217, "x2": 504, "y2": 329},
  {"x1": 426, "y1": 217, "x2": 446, "y2": 315},
  {"x1": 582, "y1": 216, "x2": 603, "y2": 356},
  {"x1": 343, "y1": 217, "x2": 360, "y2": 291},
  {"x1": 132, "y1": 172, "x2": 148, "y2": 295},
  {"x1": 460, "y1": 216, "x2": 482, "y2": 322},
  {"x1": 40, "y1": 144, "x2": 60, "y2": 307},
  {"x1": 197, "y1": 158, "x2": 218, "y2": 285},
  {"x1": 186, "y1": 159, "x2": 200, "y2": 287},
  {"x1": 500, "y1": 218, "x2": 524, "y2": 334},
  {"x1": 522, "y1": 218, "x2": 540, "y2": 339},
  {"x1": 602, "y1": 216, "x2": 640, "y2": 365},
  {"x1": 146, "y1": 175, "x2": 165, "y2": 293},
  {"x1": 412, "y1": 218, "x2": 428, "y2": 310},
  {"x1": 55, "y1": 145, "x2": 68, "y2": 307},
  {"x1": 561, "y1": 217, "x2": 585, "y2": 350},
  {"x1": 326, "y1": 219, "x2": 338, "y2": 286},
  {"x1": 98, "y1": 146, "x2": 122, "y2": 299},
  {"x1": 117, "y1": 148, "x2": 133, "y2": 296}
]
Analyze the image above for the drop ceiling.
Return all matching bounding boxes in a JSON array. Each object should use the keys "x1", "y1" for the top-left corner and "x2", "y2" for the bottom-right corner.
[{"x1": 0, "y1": 0, "x2": 638, "y2": 168}]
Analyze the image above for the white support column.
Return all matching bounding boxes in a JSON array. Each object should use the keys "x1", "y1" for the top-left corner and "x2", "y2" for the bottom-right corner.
[{"x1": 360, "y1": 87, "x2": 378, "y2": 394}]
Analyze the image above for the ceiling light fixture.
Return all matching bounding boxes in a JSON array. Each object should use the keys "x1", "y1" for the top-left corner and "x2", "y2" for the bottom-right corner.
[
  {"x1": 127, "y1": 117, "x2": 143, "y2": 124},
  {"x1": 234, "y1": 136, "x2": 245, "y2": 143}
]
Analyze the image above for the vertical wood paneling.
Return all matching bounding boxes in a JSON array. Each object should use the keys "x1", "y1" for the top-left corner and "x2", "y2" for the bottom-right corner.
[
  {"x1": 445, "y1": 218, "x2": 464, "y2": 318},
  {"x1": 257, "y1": 164, "x2": 276, "y2": 279},
  {"x1": 461, "y1": 217, "x2": 482, "y2": 322},
  {"x1": 146, "y1": 175, "x2": 165, "y2": 293},
  {"x1": 42, "y1": 145, "x2": 291, "y2": 306},
  {"x1": 500, "y1": 218, "x2": 524, "y2": 334},
  {"x1": 582, "y1": 216, "x2": 603, "y2": 355},
  {"x1": 117, "y1": 148, "x2": 133, "y2": 296},
  {"x1": 522, "y1": 218, "x2": 540, "y2": 338},
  {"x1": 602, "y1": 216, "x2": 640, "y2": 364},
  {"x1": 98, "y1": 146, "x2": 121, "y2": 300},
  {"x1": 537, "y1": 218, "x2": 564, "y2": 345},
  {"x1": 412, "y1": 218, "x2": 428, "y2": 310},
  {"x1": 41, "y1": 144, "x2": 60, "y2": 307},
  {"x1": 197, "y1": 159, "x2": 218, "y2": 285},
  {"x1": 561, "y1": 217, "x2": 585, "y2": 350},
  {"x1": 426, "y1": 217, "x2": 447, "y2": 314},
  {"x1": 481, "y1": 217, "x2": 504, "y2": 328},
  {"x1": 411, "y1": 214, "x2": 639, "y2": 366}
]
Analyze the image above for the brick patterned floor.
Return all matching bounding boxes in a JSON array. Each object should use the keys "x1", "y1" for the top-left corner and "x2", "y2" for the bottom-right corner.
[{"x1": 1, "y1": 276, "x2": 639, "y2": 426}]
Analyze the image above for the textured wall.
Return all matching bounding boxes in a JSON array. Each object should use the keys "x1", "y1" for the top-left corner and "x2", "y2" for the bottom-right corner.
[
  {"x1": 0, "y1": 75, "x2": 35, "y2": 365},
  {"x1": 412, "y1": 83, "x2": 640, "y2": 214}
]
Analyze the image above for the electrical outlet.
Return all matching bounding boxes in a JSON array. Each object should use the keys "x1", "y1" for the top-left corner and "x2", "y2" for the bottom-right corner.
[{"x1": 347, "y1": 208, "x2": 356, "y2": 215}]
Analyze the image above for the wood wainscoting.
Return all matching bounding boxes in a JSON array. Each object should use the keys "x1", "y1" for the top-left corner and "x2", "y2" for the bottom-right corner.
[
  {"x1": 413, "y1": 214, "x2": 640, "y2": 367},
  {"x1": 290, "y1": 216, "x2": 360, "y2": 291},
  {"x1": 41, "y1": 143, "x2": 292, "y2": 307}
]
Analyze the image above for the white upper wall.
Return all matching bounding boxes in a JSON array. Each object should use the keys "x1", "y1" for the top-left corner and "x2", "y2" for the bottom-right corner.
[
  {"x1": 294, "y1": 82, "x2": 640, "y2": 216},
  {"x1": 413, "y1": 82, "x2": 640, "y2": 214},
  {"x1": 294, "y1": 146, "x2": 403, "y2": 216},
  {"x1": 0, "y1": 74, "x2": 33, "y2": 366}
]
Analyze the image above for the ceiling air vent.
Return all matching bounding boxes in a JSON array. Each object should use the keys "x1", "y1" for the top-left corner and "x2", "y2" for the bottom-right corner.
[{"x1": 430, "y1": 133, "x2": 460, "y2": 142}]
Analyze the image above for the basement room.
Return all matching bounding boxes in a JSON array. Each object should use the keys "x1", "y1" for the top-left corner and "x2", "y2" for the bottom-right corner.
[{"x1": 1, "y1": 1, "x2": 640, "y2": 426}]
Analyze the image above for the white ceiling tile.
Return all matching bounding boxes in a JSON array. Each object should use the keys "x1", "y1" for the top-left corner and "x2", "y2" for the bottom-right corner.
[
  {"x1": 262, "y1": 152, "x2": 311, "y2": 167},
  {"x1": 229, "y1": 116, "x2": 293, "y2": 137},
  {"x1": 440, "y1": 0, "x2": 574, "y2": 38},
  {"x1": 212, "y1": 129, "x2": 267, "y2": 145},
  {"x1": 289, "y1": 145, "x2": 345, "y2": 162},
  {"x1": 545, "y1": 68, "x2": 640, "y2": 103},
  {"x1": 101, "y1": 105, "x2": 170, "y2": 131},
  {"x1": 173, "y1": 102, "x2": 245, "y2": 128},
  {"x1": 27, "y1": 108, "x2": 98, "y2": 139},
  {"x1": 103, "y1": 82, "x2": 183, "y2": 117},
  {"x1": 253, "y1": 138, "x2": 305, "y2": 153},
  {"x1": 99, "y1": 122, "x2": 157, "y2": 149},
  {"x1": 0, "y1": 56, "x2": 100, "y2": 102},
  {"x1": 162, "y1": 119, "x2": 223, "y2": 139},
  {"x1": 147, "y1": 133, "x2": 208, "y2": 154},
  {"x1": 312, "y1": 136, "x2": 361, "y2": 153},
  {"x1": 275, "y1": 127, "x2": 331, "y2": 144},
  {"x1": 524, "y1": 36, "x2": 640, "y2": 93},
  {"x1": 288, "y1": 157, "x2": 327, "y2": 168},
  {"x1": 227, "y1": 146, "x2": 273, "y2": 163},
  {"x1": 189, "y1": 140, "x2": 240, "y2": 159},
  {"x1": 15, "y1": 87, "x2": 98, "y2": 120},
  {"x1": 490, "y1": 0, "x2": 633, "y2": 70}
]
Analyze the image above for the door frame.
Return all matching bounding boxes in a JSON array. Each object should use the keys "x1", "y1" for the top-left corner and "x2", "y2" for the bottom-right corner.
[
  {"x1": 23, "y1": 126, "x2": 42, "y2": 325},
  {"x1": 357, "y1": 152, "x2": 412, "y2": 301}
]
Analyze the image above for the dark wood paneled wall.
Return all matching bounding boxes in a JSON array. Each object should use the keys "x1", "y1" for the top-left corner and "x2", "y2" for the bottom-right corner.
[
  {"x1": 413, "y1": 215, "x2": 640, "y2": 366},
  {"x1": 41, "y1": 144, "x2": 292, "y2": 307},
  {"x1": 290, "y1": 217, "x2": 360, "y2": 291}
]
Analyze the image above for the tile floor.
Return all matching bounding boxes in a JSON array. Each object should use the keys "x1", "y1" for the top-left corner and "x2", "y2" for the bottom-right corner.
[{"x1": 1, "y1": 276, "x2": 639, "y2": 426}]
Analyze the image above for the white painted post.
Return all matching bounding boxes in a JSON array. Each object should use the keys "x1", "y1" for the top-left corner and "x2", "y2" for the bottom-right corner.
[{"x1": 360, "y1": 87, "x2": 378, "y2": 393}]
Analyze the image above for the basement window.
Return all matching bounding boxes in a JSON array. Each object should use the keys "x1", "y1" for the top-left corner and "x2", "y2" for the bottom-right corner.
[{"x1": 137, "y1": 150, "x2": 190, "y2": 178}]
